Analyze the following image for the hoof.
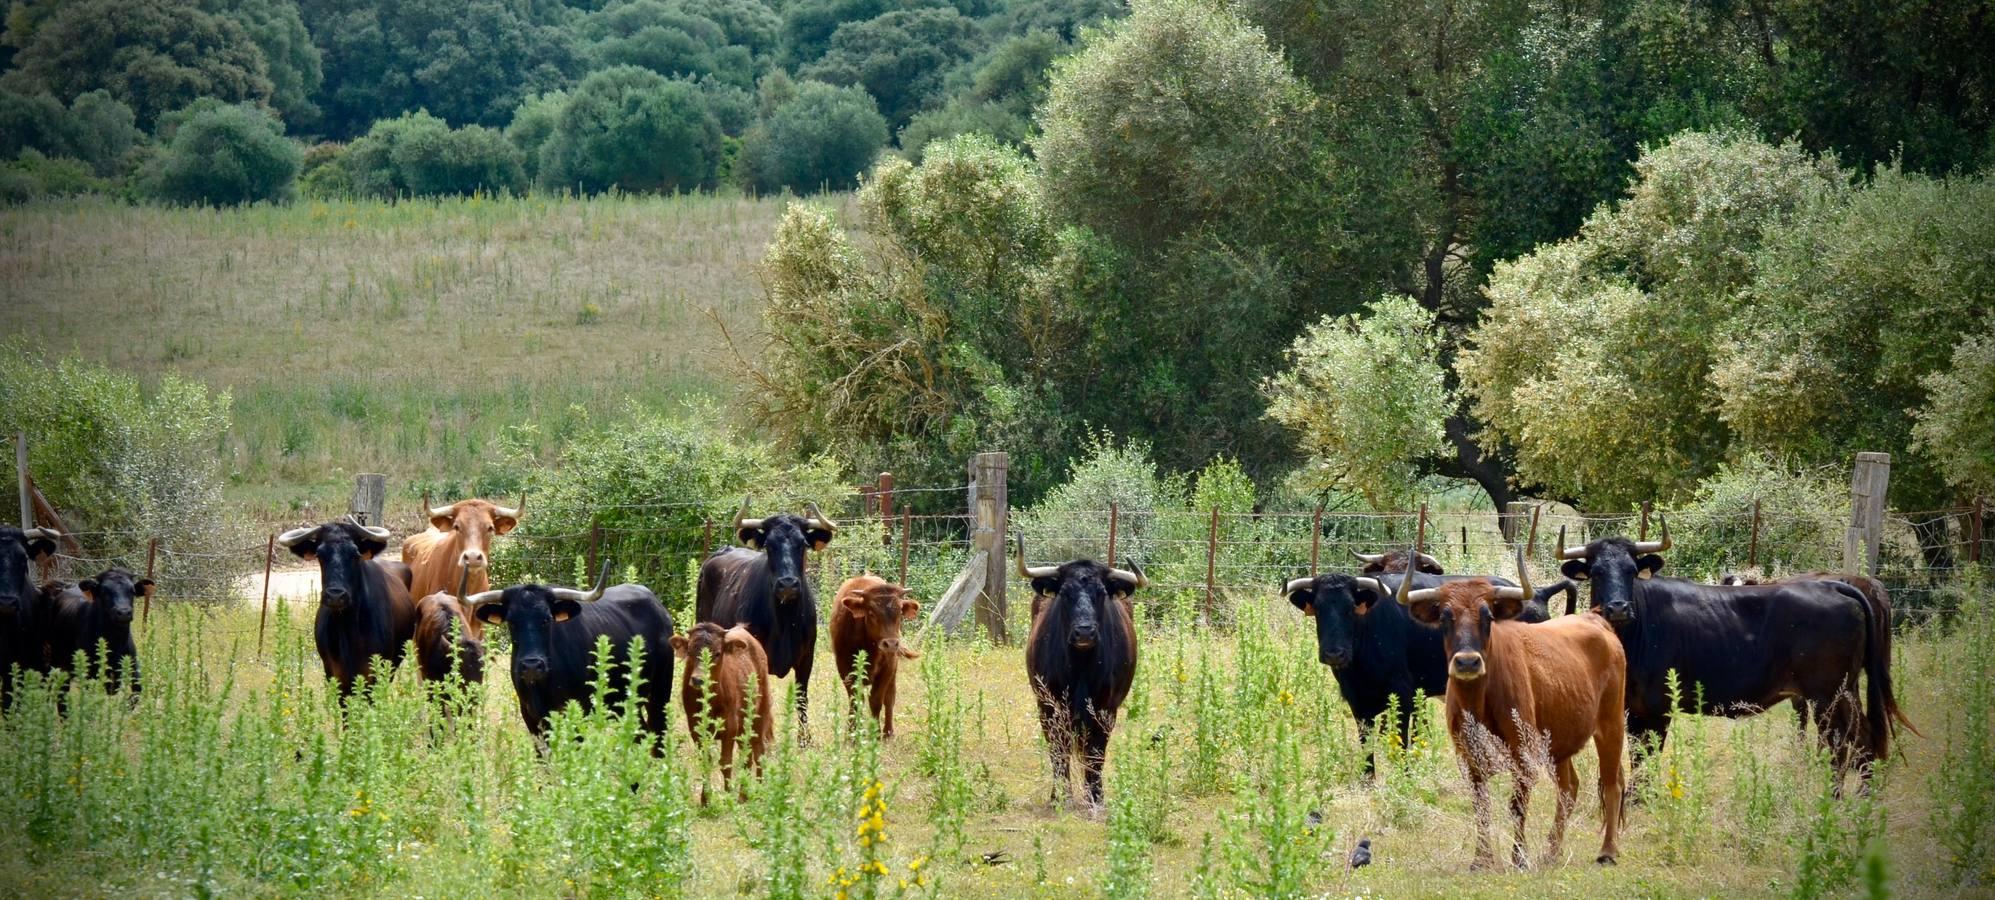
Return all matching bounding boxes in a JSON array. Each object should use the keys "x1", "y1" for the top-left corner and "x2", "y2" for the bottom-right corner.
[{"x1": 1596, "y1": 854, "x2": 1616, "y2": 866}]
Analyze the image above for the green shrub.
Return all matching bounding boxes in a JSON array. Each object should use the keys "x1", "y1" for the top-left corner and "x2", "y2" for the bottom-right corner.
[
  {"x1": 0, "y1": 150, "x2": 109, "y2": 203},
  {"x1": 1660, "y1": 454, "x2": 1847, "y2": 580},
  {"x1": 0, "y1": 343, "x2": 249, "y2": 600},
  {"x1": 539, "y1": 66, "x2": 723, "y2": 195},
  {"x1": 735, "y1": 80, "x2": 886, "y2": 194},
  {"x1": 0, "y1": 89, "x2": 143, "y2": 176},
  {"x1": 504, "y1": 90, "x2": 569, "y2": 185},
  {"x1": 345, "y1": 111, "x2": 527, "y2": 199},
  {"x1": 296, "y1": 141, "x2": 351, "y2": 199},
  {"x1": 137, "y1": 102, "x2": 299, "y2": 206}
]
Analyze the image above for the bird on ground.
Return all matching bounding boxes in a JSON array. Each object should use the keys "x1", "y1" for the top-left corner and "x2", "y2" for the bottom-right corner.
[{"x1": 1349, "y1": 837, "x2": 1372, "y2": 870}]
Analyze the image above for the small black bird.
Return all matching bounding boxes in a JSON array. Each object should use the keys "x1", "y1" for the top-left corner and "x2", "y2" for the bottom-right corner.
[
  {"x1": 1305, "y1": 809, "x2": 1324, "y2": 827},
  {"x1": 976, "y1": 849, "x2": 1010, "y2": 866},
  {"x1": 1348, "y1": 838, "x2": 1372, "y2": 870}
]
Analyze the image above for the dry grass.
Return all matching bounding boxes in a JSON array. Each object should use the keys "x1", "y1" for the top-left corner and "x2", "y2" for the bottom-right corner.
[{"x1": 0, "y1": 194, "x2": 858, "y2": 517}]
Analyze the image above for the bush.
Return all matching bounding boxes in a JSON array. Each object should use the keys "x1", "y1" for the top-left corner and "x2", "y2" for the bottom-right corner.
[
  {"x1": 505, "y1": 90, "x2": 570, "y2": 185},
  {"x1": 345, "y1": 111, "x2": 527, "y2": 199},
  {"x1": 136, "y1": 102, "x2": 299, "y2": 206},
  {"x1": 0, "y1": 89, "x2": 143, "y2": 176},
  {"x1": 736, "y1": 80, "x2": 886, "y2": 194},
  {"x1": 539, "y1": 66, "x2": 723, "y2": 195},
  {"x1": 0, "y1": 343, "x2": 249, "y2": 601},
  {"x1": 897, "y1": 100, "x2": 1028, "y2": 162},
  {"x1": 491, "y1": 404, "x2": 849, "y2": 604},
  {"x1": 295, "y1": 142, "x2": 351, "y2": 199},
  {"x1": 1659, "y1": 454, "x2": 1848, "y2": 580},
  {"x1": 0, "y1": 151, "x2": 110, "y2": 203},
  {"x1": 1915, "y1": 329, "x2": 1995, "y2": 499}
]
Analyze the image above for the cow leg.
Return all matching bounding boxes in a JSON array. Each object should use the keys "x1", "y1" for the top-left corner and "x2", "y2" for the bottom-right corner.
[
  {"x1": 1081, "y1": 710, "x2": 1113, "y2": 814},
  {"x1": 1468, "y1": 769, "x2": 1496, "y2": 870},
  {"x1": 1354, "y1": 716, "x2": 1378, "y2": 779},
  {"x1": 793, "y1": 652, "x2": 814, "y2": 746},
  {"x1": 1546, "y1": 756, "x2": 1579, "y2": 865},
  {"x1": 874, "y1": 673, "x2": 895, "y2": 738},
  {"x1": 1037, "y1": 699, "x2": 1071, "y2": 808},
  {"x1": 1508, "y1": 770, "x2": 1534, "y2": 870},
  {"x1": 1595, "y1": 710, "x2": 1626, "y2": 864}
]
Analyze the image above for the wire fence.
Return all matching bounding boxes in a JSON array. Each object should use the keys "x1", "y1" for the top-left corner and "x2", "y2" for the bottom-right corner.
[{"x1": 31, "y1": 485, "x2": 1992, "y2": 642}]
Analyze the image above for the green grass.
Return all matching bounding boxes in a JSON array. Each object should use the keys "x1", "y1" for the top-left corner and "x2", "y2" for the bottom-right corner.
[
  {"x1": 0, "y1": 583, "x2": 1982, "y2": 898},
  {"x1": 0, "y1": 193, "x2": 858, "y2": 521}
]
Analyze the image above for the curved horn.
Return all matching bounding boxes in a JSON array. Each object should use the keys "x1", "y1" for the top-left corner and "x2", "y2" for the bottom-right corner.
[
  {"x1": 1633, "y1": 514, "x2": 1671, "y2": 554},
  {"x1": 1109, "y1": 559, "x2": 1147, "y2": 590},
  {"x1": 734, "y1": 495, "x2": 764, "y2": 531},
  {"x1": 491, "y1": 492, "x2": 523, "y2": 520},
  {"x1": 550, "y1": 562, "x2": 611, "y2": 603},
  {"x1": 465, "y1": 588, "x2": 505, "y2": 610},
  {"x1": 1013, "y1": 533, "x2": 1058, "y2": 579},
  {"x1": 276, "y1": 526, "x2": 317, "y2": 548},
  {"x1": 359, "y1": 524, "x2": 391, "y2": 541},
  {"x1": 455, "y1": 567, "x2": 470, "y2": 602},
  {"x1": 1400, "y1": 585, "x2": 1442, "y2": 605},
  {"x1": 428, "y1": 501, "x2": 460, "y2": 519},
  {"x1": 1350, "y1": 549, "x2": 1386, "y2": 565},
  {"x1": 21, "y1": 526, "x2": 61, "y2": 541},
  {"x1": 1494, "y1": 542, "x2": 1532, "y2": 600},
  {"x1": 1393, "y1": 545, "x2": 1419, "y2": 606},
  {"x1": 1282, "y1": 576, "x2": 1314, "y2": 596},
  {"x1": 1353, "y1": 576, "x2": 1384, "y2": 596},
  {"x1": 804, "y1": 501, "x2": 837, "y2": 532}
]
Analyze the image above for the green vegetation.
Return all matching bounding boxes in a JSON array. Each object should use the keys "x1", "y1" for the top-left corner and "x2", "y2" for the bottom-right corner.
[
  {"x1": 0, "y1": 581, "x2": 1985, "y2": 895},
  {"x1": 137, "y1": 102, "x2": 302, "y2": 206}
]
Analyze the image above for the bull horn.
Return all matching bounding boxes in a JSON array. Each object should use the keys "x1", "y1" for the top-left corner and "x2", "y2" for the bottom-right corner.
[
  {"x1": 804, "y1": 501, "x2": 837, "y2": 533},
  {"x1": 1495, "y1": 542, "x2": 1532, "y2": 601},
  {"x1": 1350, "y1": 549, "x2": 1386, "y2": 565},
  {"x1": 491, "y1": 492, "x2": 523, "y2": 520},
  {"x1": 734, "y1": 495, "x2": 764, "y2": 531},
  {"x1": 359, "y1": 524, "x2": 391, "y2": 541},
  {"x1": 429, "y1": 501, "x2": 460, "y2": 519},
  {"x1": 1014, "y1": 533, "x2": 1058, "y2": 579},
  {"x1": 550, "y1": 562, "x2": 611, "y2": 603},
  {"x1": 1400, "y1": 584, "x2": 1442, "y2": 605},
  {"x1": 455, "y1": 567, "x2": 470, "y2": 602},
  {"x1": 1354, "y1": 576, "x2": 1384, "y2": 596},
  {"x1": 465, "y1": 588, "x2": 505, "y2": 610},
  {"x1": 1282, "y1": 576, "x2": 1314, "y2": 596},
  {"x1": 22, "y1": 526, "x2": 61, "y2": 540},
  {"x1": 1393, "y1": 544, "x2": 1418, "y2": 606},
  {"x1": 1109, "y1": 559, "x2": 1147, "y2": 590},
  {"x1": 1633, "y1": 514, "x2": 1671, "y2": 554},
  {"x1": 276, "y1": 526, "x2": 317, "y2": 548},
  {"x1": 1416, "y1": 551, "x2": 1443, "y2": 570}
]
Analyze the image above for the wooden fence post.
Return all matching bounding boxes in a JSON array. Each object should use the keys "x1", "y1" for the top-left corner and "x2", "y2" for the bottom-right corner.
[
  {"x1": 350, "y1": 474, "x2": 386, "y2": 527},
  {"x1": 1415, "y1": 503, "x2": 1428, "y2": 554},
  {"x1": 1968, "y1": 495, "x2": 1984, "y2": 565},
  {"x1": 878, "y1": 472, "x2": 894, "y2": 547},
  {"x1": 1205, "y1": 506, "x2": 1219, "y2": 624},
  {"x1": 968, "y1": 452, "x2": 1009, "y2": 644},
  {"x1": 1844, "y1": 452, "x2": 1891, "y2": 576},
  {"x1": 1309, "y1": 499, "x2": 1325, "y2": 576},
  {"x1": 1747, "y1": 498, "x2": 1762, "y2": 568},
  {"x1": 1639, "y1": 501, "x2": 1652, "y2": 541},
  {"x1": 1461, "y1": 525, "x2": 1470, "y2": 560},
  {"x1": 258, "y1": 534, "x2": 275, "y2": 655},
  {"x1": 14, "y1": 431, "x2": 28, "y2": 528},
  {"x1": 899, "y1": 505, "x2": 911, "y2": 585},
  {"x1": 143, "y1": 537, "x2": 157, "y2": 625},
  {"x1": 701, "y1": 519, "x2": 714, "y2": 558},
  {"x1": 1107, "y1": 502, "x2": 1119, "y2": 565},
  {"x1": 587, "y1": 521, "x2": 603, "y2": 582},
  {"x1": 1526, "y1": 504, "x2": 1542, "y2": 558}
]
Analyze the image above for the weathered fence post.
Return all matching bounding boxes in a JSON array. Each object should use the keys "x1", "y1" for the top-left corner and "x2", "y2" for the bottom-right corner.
[
  {"x1": 701, "y1": 518, "x2": 714, "y2": 558},
  {"x1": 1747, "y1": 498, "x2": 1762, "y2": 568},
  {"x1": 587, "y1": 521, "x2": 603, "y2": 582},
  {"x1": 899, "y1": 505, "x2": 911, "y2": 585},
  {"x1": 1461, "y1": 525, "x2": 1470, "y2": 560},
  {"x1": 1205, "y1": 506, "x2": 1220, "y2": 625},
  {"x1": 1526, "y1": 505, "x2": 1542, "y2": 558},
  {"x1": 1844, "y1": 452, "x2": 1891, "y2": 576},
  {"x1": 1310, "y1": 499, "x2": 1325, "y2": 576},
  {"x1": 1639, "y1": 501, "x2": 1652, "y2": 541},
  {"x1": 14, "y1": 431, "x2": 28, "y2": 528},
  {"x1": 143, "y1": 537, "x2": 157, "y2": 625},
  {"x1": 350, "y1": 474, "x2": 386, "y2": 527},
  {"x1": 1415, "y1": 503, "x2": 1428, "y2": 554},
  {"x1": 258, "y1": 533, "x2": 275, "y2": 655},
  {"x1": 1107, "y1": 502, "x2": 1119, "y2": 565},
  {"x1": 968, "y1": 452, "x2": 1009, "y2": 644},
  {"x1": 1972, "y1": 496, "x2": 1985, "y2": 564},
  {"x1": 878, "y1": 472, "x2": 894, "y2": 547}
]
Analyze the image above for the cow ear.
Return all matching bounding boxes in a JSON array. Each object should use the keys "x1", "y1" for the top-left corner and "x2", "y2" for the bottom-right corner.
[
  {"x1": 899, "y1": 598, "x2": 920, "y2": 621},
  {"x1": 1560, "y1": 559, "x2": 1589, "y2": 581},
  {"x1": 551, "y1": 599, "x2": 581, "y2": 623},
  {"x1": 476, "y1": 602, "x2": 507, "y2": 625},
  {"x1": 135, "y1": 579, "x2": 155, "y2": 596},
  {"x1": 493, "y1": 514, "x2": 518, "y2": 536},
  {"x1": 842, "y1": 592, "x2": 869, "y2": 611},
  {"x1": 737, "y1": 527, "x2": 765, "y2": 550},
  {"x1": 1490, "y1": 594, "x2": 1525, "y2": 621},
  {"x1": 26, "y1": 538, "x2": 56, "y2": 560},
  {"x1": 1031, "y1": 576, "x2": 1059, "y2": 596},
  {"x1": 807, "y1": 528, "x2": 834, "y2": 551},
  {"x1": 79, "y1": 578, "x2": 99, "y2": 598},
  {"x1": 724, "y1": 634, "x2": 750, "y2": 654},
  {"x1": 429, "y1": 514, "x2": 455, "y2": 531},
  {"x1": 286, "y1": 538, "x2": 319, "y2": 561},
  {"x1": 668, "y1": 634, "x2": 690, "y2": 659},
  {"x1": 1406, "y1": 599, "x2": 1443, "y2": 625},
  {"x1": 1286, "y1": 589, "x2": 1314, "y2": 616},
  {"x1": 1637, "y1": 554, "x2": 1664, "y2": 579},
  {"x1": 1352, "y1": 585, "x2": 1382, "y2": 611},
  {"x1": 357, "y1": 535, "x2": 388, "y2": 560}
]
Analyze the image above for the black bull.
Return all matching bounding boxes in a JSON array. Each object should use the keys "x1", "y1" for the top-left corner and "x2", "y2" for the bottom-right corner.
[
  {"x1": 472, "y1": 580, "x2": 674, "y2": 745},
  {"x1": 696, "y1": 507, "x2": 836, "y2": 733},
  {"x1": 1286, "y1": 567, "x2": 1572, "y2": 774},
  {"x1": 279, "y1": 521, "x2": 416, "y2": 699},
  {"x1": 1562, "y1": 532, "x2": 1914, "y2": 770},
  {"x1": 1023, "y1": 553, "x2": 1140, "y2": 809}
]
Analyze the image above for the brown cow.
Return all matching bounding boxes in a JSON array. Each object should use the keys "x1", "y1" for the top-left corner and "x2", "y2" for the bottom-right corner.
[
  {"x1": 1398, "y1": 546, "x2": 1626, "y2": 870},
  {"x1": 830, "y1": 574, "x2": 921, "y2": 737},
  {"x1": 672, "y1": 622, "x2": 773, "y2": 802},
  {"x1": 401, "y1": 497, "x2": 521, "y2": 637},
  {"x1": 413, "y1": 588, "x2": 485, "y2": 686}
]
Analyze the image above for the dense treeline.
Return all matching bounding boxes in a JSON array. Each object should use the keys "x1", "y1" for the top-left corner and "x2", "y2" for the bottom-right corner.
[{"x1": 0, "y1": 0, "x2": 1119, "y2": 203}]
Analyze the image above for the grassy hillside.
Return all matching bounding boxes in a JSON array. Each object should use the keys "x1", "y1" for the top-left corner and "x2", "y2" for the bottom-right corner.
[{"x1": 0, "y1": 193, "x2": 853, "y2": 518}]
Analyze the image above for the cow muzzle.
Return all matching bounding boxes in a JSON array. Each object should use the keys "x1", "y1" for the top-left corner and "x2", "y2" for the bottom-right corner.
[
  {"x1": 109, "y1": 606, "x2": 134, "y2": 625},
  {"x1": 1602, "y1": 601, "x2": 1633, "y2": 624},
  {"x1": 1319, "y1": 648, "x2": 1352, "y2": 670},
  {"x1": 516, "y1": 655, "x2": 549, "y2": 684},
  {"x1": 459, "y1": 549, "x2": 488, "y2": 570},
  {"x1": 1449, "y1": 652, "x2": 1485, "y2": 680},
  {"x1": 1070, "y1": 624, "x2": 1098, "y2": 650},
  {"x1": 321, "y1": 587, "x2": 353, "y2": 611},
  {"x1": 774, "y1": 575, "x2": 802, "y2": 601},
  {"x1": 878, "y1": 638, "x2": 901, "y2": 657},
  {"x1": 0, "y1": 594, "x2": 19, "y2": 614}
]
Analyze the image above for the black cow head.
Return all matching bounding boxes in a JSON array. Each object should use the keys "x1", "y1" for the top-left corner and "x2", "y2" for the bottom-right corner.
[
  {"x1": 278, "y1": 520, "x2": 391, "y2": 613},
  {"x1": 1284, "y1": 572, "x2": 1386, "y2": 670},
  {"x1": 468, "y1": 564, "x2": 607, "y2": 687},
  {"x1": 1558, "y1": 517, "x2": 1669, "y2": 625},
  {"x1": 1018, "y1": 534, "x2": 1142, "y2": 652},
  {"x1": 78, "y1": 568, "x2": 150, "y2": 626},
  {"x1": 733, "y1": 497, "x2": 836, "y2": 604},
  {"x1": 0, "y1": 526, "x2": 59, "y2": 616}
]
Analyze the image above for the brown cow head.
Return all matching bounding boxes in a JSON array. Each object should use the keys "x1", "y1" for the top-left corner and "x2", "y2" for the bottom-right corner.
[
  {"x1": 428, "y1": 497, "x2": 522, "y2": 573},
  {"x1": 842, "y1": 579, "x2": 921, "y2": 662},
  {"x1": 1399, "y1": 545, "x2": 1534, "y2": 682},
  {"x1": 671, "y1": 622, "x2": 757, "y2": 700}
]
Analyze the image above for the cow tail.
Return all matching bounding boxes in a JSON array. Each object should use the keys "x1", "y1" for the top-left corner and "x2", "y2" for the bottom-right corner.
[{"x1": 1848, "y1": 581, "x2": 1918, "y2": 767}]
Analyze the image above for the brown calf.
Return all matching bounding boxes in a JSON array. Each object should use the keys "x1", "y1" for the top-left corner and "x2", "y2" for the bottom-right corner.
[
  {"x1": 412, "y1": 591, "x2": 485, "y2": 686},
  {"x1": 1399, "y1": 547, "x2": 1626, "y2": 870},
  {"x1": 830, "y1": 574, "x2": 921, "y2": 737},
  {"x1": 671, "y1": 623, "x2": 773, "y2": 802}
]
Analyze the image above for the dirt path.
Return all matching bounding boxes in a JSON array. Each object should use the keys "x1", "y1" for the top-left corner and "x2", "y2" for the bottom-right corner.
[{"x1": 232, "y1": 551, "x2": 403, "y2": 607}]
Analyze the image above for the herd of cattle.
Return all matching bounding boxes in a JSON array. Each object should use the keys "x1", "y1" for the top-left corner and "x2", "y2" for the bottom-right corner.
[{"x1": 0, "y1": 496, "x2": 1919, "y2": 869}]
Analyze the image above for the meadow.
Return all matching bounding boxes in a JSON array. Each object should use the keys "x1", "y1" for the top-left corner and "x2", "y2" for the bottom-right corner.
[
  {"x1": 0, "y1": 574, "x2": 1985, "y2": 899},
  {"x1": 0, "y1": 194, "x2": 845, "y2": 519}
]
